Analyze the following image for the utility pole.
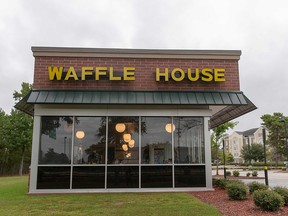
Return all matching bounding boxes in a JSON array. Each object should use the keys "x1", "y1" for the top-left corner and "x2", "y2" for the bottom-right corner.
[{"x1": 263, "y1": 128, "x2": 269, "y2": 186}]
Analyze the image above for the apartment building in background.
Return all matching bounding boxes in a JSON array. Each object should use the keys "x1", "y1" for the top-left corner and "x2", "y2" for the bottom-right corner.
[{"x1": 223, "y1": 126, "x2": 268, "y2": 164}]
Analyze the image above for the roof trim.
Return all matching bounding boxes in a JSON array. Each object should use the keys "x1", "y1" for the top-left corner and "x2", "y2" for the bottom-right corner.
[
  {"x1": 209, "y1": 95, "x2": 257, "y2": 128},
  {"x1": 31, "y1": 47, "x2": 241, "y2": 60},
  {"x1": 15, "y1": 90, "x2": 256, "y2": 129}
]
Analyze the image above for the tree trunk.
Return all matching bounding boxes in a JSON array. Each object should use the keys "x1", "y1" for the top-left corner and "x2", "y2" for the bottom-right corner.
[{"x1": 19, "y1": 152, "x2": 24, "y2": 176}]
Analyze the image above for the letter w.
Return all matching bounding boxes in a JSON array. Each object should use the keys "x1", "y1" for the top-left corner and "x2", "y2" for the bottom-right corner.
[{"x1": 48, "y1": 66, "x2": 63, "y2": 80}]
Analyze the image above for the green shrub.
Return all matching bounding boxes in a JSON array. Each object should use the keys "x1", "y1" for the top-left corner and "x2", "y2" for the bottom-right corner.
[
  {"x1": 281, "y1": 167, "x2": 287, "y2": 171},
  {"x1": 233, "y1": 170, "x2": 240, "y2": 177},
  {"x1": 227, "y1": 182, "x2": 248, "y2": 200},
  {"x1": 212, "y1": 178, "x2": 217, "y2": 186},
  {"x1": 247, "y1": 181, "x2": 268, "y2": 194},
  {"x1": 226, "y1": 179, "x2": 244, "y2": 186},
  {"x1": 213, "y1": 178, "x2": 228, "y2": 189},
  {"x1": 246, "y1": 172, "x2": 251, "y2": 177},
  {"x1": 252, "y1": 171, "x2": 258, "y2": 177},
  {"x1": 273, "y1": 187, "x2": 288, "y2": 206},
  {"x1": 253, "y1": 190, "x2": 284, "y2": 211},
  {"x1": 226, "y1": 171, "x2": 231, "y2": 176}
]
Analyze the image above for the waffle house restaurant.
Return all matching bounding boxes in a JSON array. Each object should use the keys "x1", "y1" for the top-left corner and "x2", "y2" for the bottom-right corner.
[{"x1": 16, "y1": 47, "x2": 256, "y2": 193}]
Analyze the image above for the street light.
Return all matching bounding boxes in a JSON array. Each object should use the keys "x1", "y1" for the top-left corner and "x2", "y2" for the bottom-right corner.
[
  {"x1": 279, "y1": 117, "x2": 288, "y2": 169},
  {"x1": 262, "y1": 128, "x2": 269, "y2": 186}
]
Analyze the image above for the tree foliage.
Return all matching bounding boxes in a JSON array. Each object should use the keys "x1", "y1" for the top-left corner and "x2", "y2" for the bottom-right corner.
[
  {"x1": 218, "y1": 151, "x2": 234, "y2": 164},
  {"x1": 241, "y1": 143, "x2": 264, "y2": 162},
  {"x1": 0, "y1": 109, "x2": 9, "y2": 173},
  {"x1": 211, "y1": 121, "x2": 238, "y2": 162},
  {"x1": 261, "y1": 112, "x2": 287, "y2": 161},
  {"x1": 211, "y1": 121, "x2": 237, "y2": 174},
  {"x1": 0, "y1": 82, "x2": 33, "y2": 175}
]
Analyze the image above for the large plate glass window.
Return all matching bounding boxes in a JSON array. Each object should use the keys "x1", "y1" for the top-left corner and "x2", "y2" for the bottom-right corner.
[
  {"x1": 73, "y1": 117, "x2": 106, "y2": 164},
  {"x1": 107, "y1": 117, "x2": 139, "y2": 164},
  {"x1": 173, "y1": 117, "x2": 204, "y2": 164},
  {"x1": 141, "y1": 117, "x2": 172, "y2": 164},
  {"x1": 39, "y1": 116, "x2": 73, "y2": 164}
]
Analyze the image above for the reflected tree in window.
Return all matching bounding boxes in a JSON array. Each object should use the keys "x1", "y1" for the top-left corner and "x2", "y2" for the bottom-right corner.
[
  {"x1": 39, "y1": 116, "x2": 74, "y2": 164},
  {"x1": 74, "y1": 117, "x2": 106, "y2": 164},
  {"x1": 106, "y1": 117, "x2": 146, "y2": 164}
]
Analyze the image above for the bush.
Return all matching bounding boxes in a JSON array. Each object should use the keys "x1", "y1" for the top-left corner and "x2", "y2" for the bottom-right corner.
[
  {"x1": 247, "y1": 181, "x2": 268, "y2": 194},
  {"x1": 281, "y1": 167, "x2": 287, "y2": 171},
  {"x1": 233, "y1": 170, "x2": 240, "y2": 177},
  {"x1": 226, "y1": 171, "x2": 231, "y2": 176},
  {"x1": 212, "y1": 178, "x2": 217, "y2": 186},
  {"x1": 226, "y1": 179, "x2": 244, "y2": 186},
  {"x1": 246, "y1": 172, "x2": 251, "y2": 177},
  {"x1": 273, "y1": 187, "x2": 288, "y2": 206},
  {"x1": 213, "y1": 179, "x2": 229, "y2": 189},
  {"x1": 253, "y1": 190, "x2": 284, "y2": 211},
  {"x1": 227, "y1": 182, "x2": 248, "y2": 200},
  {"x1": 213, "y1": 179, "x2": 244, "y2": 189},
  {"x1": 252, "y1": 171, "x2": 258, "y2": 177}
]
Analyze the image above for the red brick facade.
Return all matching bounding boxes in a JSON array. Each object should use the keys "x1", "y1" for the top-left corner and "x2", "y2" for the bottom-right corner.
[{"x1": 33, "y1": 52, "x2": 240, "y2": 91}]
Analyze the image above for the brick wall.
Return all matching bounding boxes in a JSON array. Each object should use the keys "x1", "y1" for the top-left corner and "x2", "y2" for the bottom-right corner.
[{"x1": 33, "y1": 56, "x2": 240, "y2": 91}]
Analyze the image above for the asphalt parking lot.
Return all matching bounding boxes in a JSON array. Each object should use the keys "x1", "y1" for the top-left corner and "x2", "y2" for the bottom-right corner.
[{"x1": 212, "y1": 169, "x2": 288, "y2": 187}]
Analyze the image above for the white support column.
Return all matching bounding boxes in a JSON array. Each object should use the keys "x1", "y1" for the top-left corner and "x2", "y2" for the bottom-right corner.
[
  {"x1": 29, "y1": 115, "x2": 41, "y2": 193},
  {"x1": 204, "y1": 117, "x2": 213, "y2": 189}
]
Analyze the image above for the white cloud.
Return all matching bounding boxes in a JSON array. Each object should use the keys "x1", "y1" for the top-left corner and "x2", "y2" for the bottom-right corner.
[{"x1": 0, "y1": 0, "x2": 288, "y2": 131}]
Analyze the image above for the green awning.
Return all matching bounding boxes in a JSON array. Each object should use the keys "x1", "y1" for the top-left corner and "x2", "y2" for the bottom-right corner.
[{"x1": 15, "y1": 90, "x2": 257, "y2": 128}]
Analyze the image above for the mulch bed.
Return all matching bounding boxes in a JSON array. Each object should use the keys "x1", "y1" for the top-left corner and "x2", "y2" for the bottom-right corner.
[{"x1": 190, "y1": 188, "x2": 288, "y2": 216}]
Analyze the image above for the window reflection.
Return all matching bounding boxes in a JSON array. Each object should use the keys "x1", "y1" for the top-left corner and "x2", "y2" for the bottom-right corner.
[
  {"x1": 141, "y1": 117, "x2": 172, "y2": 164},
  {"x1": 141, "y1": 166, "x2": 172, "y2": 188},
  {"x1": 174, "y1": 165, "x2": 206, "y2": 187},
  {"x1": 107, "y1": 117, "x2": 139, "y2": 164},
  {"x1": 39, "y1": 116, "x2": 73, "y2": 164},
  {"x1": 72, "y1": 166, "x2": 105, "y2": 189},
  {"x1": 107, "y1": 166, "x2": 139, "y2": 188},
  {"x1": 37, "y1": 166, "x2": 71, "y2": 189},
  {"x1": 74, "y1": 117, "x2": 106, "y2": 164},
  {"x1": 174, "y1": 117, "x2": 204, "y2": 164}
]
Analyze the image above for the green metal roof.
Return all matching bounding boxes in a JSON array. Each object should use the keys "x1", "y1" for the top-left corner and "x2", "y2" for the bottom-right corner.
[
  {"x1": 15, "y1": 90, "x2": 257, "y2": 128},
  {"x1": 26, "y1": 90, "x2": 248, "y2": 105}
]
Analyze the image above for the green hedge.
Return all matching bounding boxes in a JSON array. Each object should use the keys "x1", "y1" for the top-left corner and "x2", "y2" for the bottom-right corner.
[
  {"x1": 247, "y1": 181, "x2": 268, "y2": 194},
  {"x1": 253, "y1": 190, "x2": 284, "y2": 211},
  {"x1": 227, "y1": 182, "x2": 248, "y2": 200},
  {"x1": 273, "y1": 187, "x2": 288, "y2": 206}
]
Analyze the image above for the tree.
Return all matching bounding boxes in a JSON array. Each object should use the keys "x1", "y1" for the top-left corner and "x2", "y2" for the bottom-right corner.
[
  {"x1": 227, "y1": 153, "x2": 234, "y2": 164},
  {"x1": 241, "y1": 143, "x2": 264, "y2": 163},
  {"x1": 211, "y1": 121, "x2": 238, "y2": 175},
  {"x1": 0, "y1": 109, "x2": 9, "y2": 174},
  {"x1": 218, "y1": 151, "x2": 234, "y2": 164},
  {"x1": 261, "y1": 112, "x2": 287, "y2": 165},
  {"x1": 6, "y1": 82, "x2": 33, "y2": 176}
]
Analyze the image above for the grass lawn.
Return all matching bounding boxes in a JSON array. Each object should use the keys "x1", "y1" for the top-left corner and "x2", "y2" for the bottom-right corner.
[{"x1": 0, "y1": 176, "x2": 220, "y2": 216}]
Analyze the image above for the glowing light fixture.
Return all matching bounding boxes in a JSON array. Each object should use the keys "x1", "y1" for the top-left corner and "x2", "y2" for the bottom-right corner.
[
  {"x1": 122, "y1": 144, "x2": 128, "y2": 152},
  {"x1": 165, "y1": 123, "x2": 175, "y2": 133},
  {"x1": 126, "y1": 152, "x2": 131, "y2": 158},
  {"x1": 76, "y1": 130, "x2": 85, "y2": 139},
  {"x1": 115, "y1": 123, "x2": 126, "y2": 133},
  {"x1": 123, "y1": 133, "x2": 132, "y2": 142},
  {"x1": 128, "y1": 139, "x2": 135, "y2": 148}
]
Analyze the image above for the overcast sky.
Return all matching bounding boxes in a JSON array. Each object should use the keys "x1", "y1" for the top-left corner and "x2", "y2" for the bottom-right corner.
[{"x1": 1, "y1": 0, "x2": 287, "y2": 132}]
